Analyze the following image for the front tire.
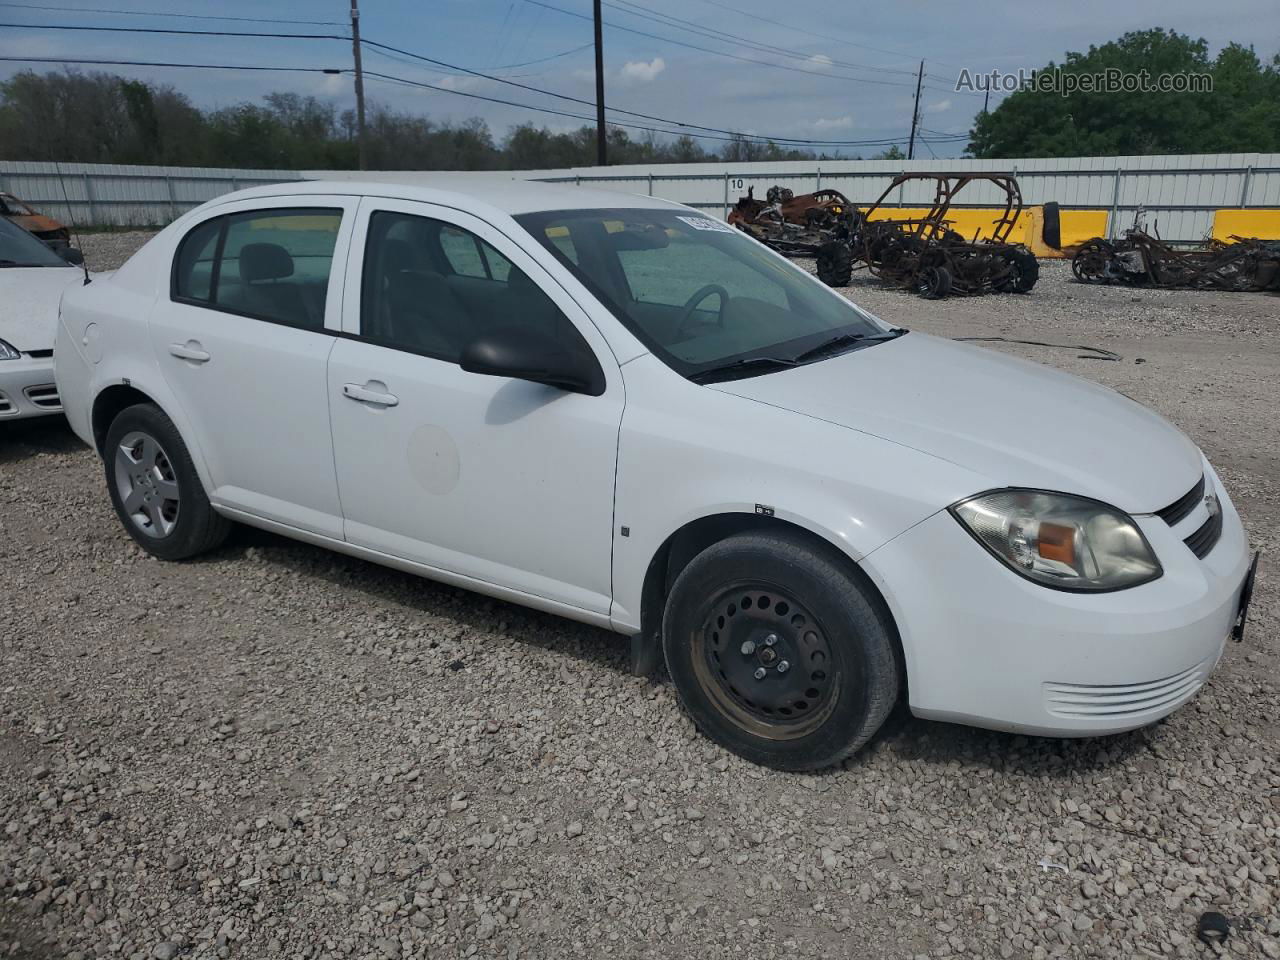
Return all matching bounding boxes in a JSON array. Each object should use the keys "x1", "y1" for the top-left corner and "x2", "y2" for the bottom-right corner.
[
  {"x1": 662, "y1": 531, "x2": 900, "y2": 771},
  {"x1": 104, "y1": 403, "x2": 230, "y2": 560},
  {"x1": 815, "y1": 240, "x2": 853, "y2": 287}
]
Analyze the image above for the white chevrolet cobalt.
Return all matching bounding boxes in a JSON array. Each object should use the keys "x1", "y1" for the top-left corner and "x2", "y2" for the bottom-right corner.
[{"x1": 54, "y1": 180, "x2": 1255, "y2": 770}]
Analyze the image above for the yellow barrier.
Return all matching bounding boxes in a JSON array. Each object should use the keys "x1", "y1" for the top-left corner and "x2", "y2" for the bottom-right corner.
[{"x1": 1212, "y1": 209, "x2": 1280, "y2": 242}]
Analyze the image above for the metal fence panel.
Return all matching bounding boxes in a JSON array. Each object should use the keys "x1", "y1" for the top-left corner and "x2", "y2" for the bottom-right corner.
[
  {"x1": 3, "y1": 154, "x2": 1278, "y2": 243},
  {"x1": 0, "y1": 160, "x2": 301, "y2": 227}
]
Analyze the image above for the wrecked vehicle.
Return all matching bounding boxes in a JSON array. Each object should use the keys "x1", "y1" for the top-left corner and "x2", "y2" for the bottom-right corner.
[
  {"x1": 0, "y1": 192, "x2": 72, "y2": 251},
  {"x1": 1072, "y1": 216, "x2": 1280, "y2": 291},
  {"x1": 850, "y1": 173, "x2": 1039, "y2": 299},
  {"x1": 728, "y1": 175, "x2": 1039, "y2": 298},
  {"x1": 727, "y1": 186, "x2": 860, "y2": 287}
]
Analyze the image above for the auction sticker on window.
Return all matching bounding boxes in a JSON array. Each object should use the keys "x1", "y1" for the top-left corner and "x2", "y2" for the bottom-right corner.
[{"x1": 677, "y1": 215, "x2": 736, "y2": 233}]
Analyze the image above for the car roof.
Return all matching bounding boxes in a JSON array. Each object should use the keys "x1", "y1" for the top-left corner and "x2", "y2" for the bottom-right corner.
[{"x1": 208, "y1": 176, "x2": 684, "y2": 218}]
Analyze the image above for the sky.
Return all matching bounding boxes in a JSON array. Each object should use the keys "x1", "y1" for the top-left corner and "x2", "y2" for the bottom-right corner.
[{"x1": 1, "y1": 0, "x2": 1277, "y2": 159}]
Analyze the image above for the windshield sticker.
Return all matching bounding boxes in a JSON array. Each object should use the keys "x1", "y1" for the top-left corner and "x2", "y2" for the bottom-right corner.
[{"x1": 677, "y1": 215, "x2": 736, "y2": 234}]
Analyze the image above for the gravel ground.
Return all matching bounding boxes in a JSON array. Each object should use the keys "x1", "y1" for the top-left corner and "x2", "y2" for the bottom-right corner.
[{"x1": 2, "y1": 233, "x2": 1278, "y2": 960}]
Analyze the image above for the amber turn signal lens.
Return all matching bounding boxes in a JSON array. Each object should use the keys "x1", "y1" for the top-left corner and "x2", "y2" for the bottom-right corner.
[{"x1": 1037, "y1": 522, "x2": 1076, "y2": 564}]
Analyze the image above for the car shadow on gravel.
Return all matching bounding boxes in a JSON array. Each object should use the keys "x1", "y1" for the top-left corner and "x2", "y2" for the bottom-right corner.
[
  {"x1": 218, "y1": 524, "x2": 634, "y2": 675},
  {"x1": 0, "y1": 416, "x2": 86, "y2": 464},
  {"x1": 871, "y1": 702, "x2": 1155, "y2": 779},
  {"x1": 190, "y1": 526, "x2": 1165, "y2": 777}
]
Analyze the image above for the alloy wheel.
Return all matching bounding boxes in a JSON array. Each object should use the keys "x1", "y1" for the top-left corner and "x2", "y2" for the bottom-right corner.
[{"x1": 113, "y1": 430, "x2": 181, "y2": 538}]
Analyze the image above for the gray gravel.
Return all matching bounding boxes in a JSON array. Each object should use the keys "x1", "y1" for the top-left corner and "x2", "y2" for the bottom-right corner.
[{"x1": 2, "y1": 235, "x2": 1278, "y2": 959}]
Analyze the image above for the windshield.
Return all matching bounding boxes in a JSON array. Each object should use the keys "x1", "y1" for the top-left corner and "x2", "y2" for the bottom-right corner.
[
  {"x1": 0, "y1": 217, "x2": 68, "y2": 267},
  {"x1": 515, "y1": 208, "x2": 896, "y2": 380}
]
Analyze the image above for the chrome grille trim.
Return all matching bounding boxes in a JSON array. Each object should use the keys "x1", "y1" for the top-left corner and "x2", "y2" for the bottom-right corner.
[
  {"x1": 1185, "y1": 507, "x2": 1223, "y2": 559},
  {"x1": 1156, "y1": 475, "x2": 1205, "y2": 527},
  {"x1": 1044, "y1": 659, "x2": 1211, "y2": 719}
]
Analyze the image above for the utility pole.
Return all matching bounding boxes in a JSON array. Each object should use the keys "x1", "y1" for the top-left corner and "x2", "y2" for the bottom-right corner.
[
  {"x1": 907, "y1": 59, "x2": 923, "y2": 161},
  {"x1": 983, "y1": 86, "x2": 990, "y2": 115},
  {"x1": 350, "y1": 0, "x2": 368, "y2": 170},
  {"x1": 593, "y1": 0, "x2": 607, "y2": 166}
]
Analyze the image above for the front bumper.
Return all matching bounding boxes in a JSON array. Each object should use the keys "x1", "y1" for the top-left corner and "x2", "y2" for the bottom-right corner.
[
  {"x1": 0, "y1": 355, "x2": 61, "y2": 420},
  {"x1": 861, "y1": 466, "x2": 1251, "y2": 737}
]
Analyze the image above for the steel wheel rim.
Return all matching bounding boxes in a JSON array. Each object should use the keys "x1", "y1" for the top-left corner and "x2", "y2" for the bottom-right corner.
[
  {"x1": 690, "y1": 582, "x2": 841, "y2": 741},
  {"x1": 113, "y1": 430, "x2": 181, "y2": 538}
]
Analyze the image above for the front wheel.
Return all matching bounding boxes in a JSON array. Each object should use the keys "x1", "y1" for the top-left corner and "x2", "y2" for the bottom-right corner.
[
  {"x1": 104, "y1": 403, "x2": 230, "y2": 560},
  {"x1": 815, "y1": 240, "x2": 853, "y2": 287},
  {"x1": 662, "y1": 531, "x2": 900, "y2": 770}
]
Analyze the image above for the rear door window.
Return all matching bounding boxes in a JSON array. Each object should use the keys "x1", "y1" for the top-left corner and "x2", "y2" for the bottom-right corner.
[{"x1": 171, "y1": 208, "x2": 342, "y2": 330}]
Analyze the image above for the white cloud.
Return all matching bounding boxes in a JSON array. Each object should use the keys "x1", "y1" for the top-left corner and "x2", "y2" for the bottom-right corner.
[
  {"x1": 807, "y1": 54, "x2": 834, "y2": 70},
  {"x1": 813, "y1": 115, "x2": 854, "y2": 131},
  {"x1": 618, "y1": 57, "x2": 666, "y2": 84},
  {"x1": 927, "y1": 98, "x2": 953, "y2": 113}
]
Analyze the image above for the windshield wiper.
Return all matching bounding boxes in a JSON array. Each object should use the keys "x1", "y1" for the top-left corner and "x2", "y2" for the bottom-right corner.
[
  {"x1": 688, "y1": 355, "x2": 800, "y2": 384},
  {"x1": 790, "y1": 328, "x2": 907, "y2": 364}
]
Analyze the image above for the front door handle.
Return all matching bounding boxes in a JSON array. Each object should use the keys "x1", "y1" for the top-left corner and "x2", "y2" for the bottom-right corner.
[
  {"x1": 169, "y1": 340, "x2": 210, "y2": 363},
  {"x1": 342, "y1": 382, "x2": 399, "y2": 407}
]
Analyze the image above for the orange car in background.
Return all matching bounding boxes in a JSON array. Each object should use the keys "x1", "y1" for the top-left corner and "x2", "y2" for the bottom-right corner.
[{"x1": 0, "y1": 192, "x2": 71, "y2": 250}]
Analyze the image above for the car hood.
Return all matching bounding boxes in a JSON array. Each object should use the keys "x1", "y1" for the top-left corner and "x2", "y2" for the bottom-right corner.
[
  {"x1": 709, "y1": 332, "x2": 1202, "y2": 514},
  {"x1": 0, "y1": 266, "x2": 86, "y2": 351}
]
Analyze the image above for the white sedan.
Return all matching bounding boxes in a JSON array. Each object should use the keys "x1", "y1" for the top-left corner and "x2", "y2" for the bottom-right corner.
[
  {"x1": 0, "y1": 217, "x2": 87, "y2": 420},
  {"x1": 54, "y1": 180, "x2": 1255, "y2": 770}
]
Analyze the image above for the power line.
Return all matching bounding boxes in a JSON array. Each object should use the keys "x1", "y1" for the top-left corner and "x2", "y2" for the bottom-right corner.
[
  {"x1": 520, "y1": 0, "x2": 916, "y2": 88},
  {"x1": 0, "y1": 54, "x2": 341, "y2": 73},
  {"x1": 499, "y1": 42, "x2": 593, "y2": 69},
  {"x1": 0, "y1": 0, "x2": 347, "y2": 26},
  {"x1": 0, "y1": 18, "x2": 929, "y2": 146},
  {"x1": 360, "y1": 66, "x2": 962, "y2": 147},
  {"x1": 0, "y1": 21, "x2": 345, "y2": 41},
  {"x1": 680, "y1": 0, "x2": 969, "y2": 71},
  {"x1": 601, "y1": 0, "x2": 918, "y2": 77},
  {"x1": 360, "y1": 37, "x2": 961, "y2": 146},
  {"x1": 0, "y1": 49, "x2": 965, "y2": 149}
]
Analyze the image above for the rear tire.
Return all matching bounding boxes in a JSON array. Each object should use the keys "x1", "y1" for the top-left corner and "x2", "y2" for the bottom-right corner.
[
  {"x1": 662, "y1": 531, "x2": 900, "y2": 771},
  {"x1": 996, "y1": 248, "x2": 1039, "y2": 293},
  {"x1": 815, "y1": 240, "x2": 853, "y2": 287},
  {"x1": 916, "y1": 265, "x2": 953, "y2": 299},
  {"x1": 104, "y1": 403, "x2": 230, "y2": 561}
]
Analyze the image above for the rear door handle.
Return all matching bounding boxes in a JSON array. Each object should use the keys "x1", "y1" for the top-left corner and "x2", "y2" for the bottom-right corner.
[
  {"x1": 168, "y1": 341, "x2": 210, "y2": 363},
  {"x1": 342, "y1": 382, "x2": 399, "y2": 407}
]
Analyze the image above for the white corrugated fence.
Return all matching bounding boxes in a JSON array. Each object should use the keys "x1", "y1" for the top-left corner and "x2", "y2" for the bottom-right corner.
[{"x1": 3, "y1": 153, "x2": 1278, "y2": 243}]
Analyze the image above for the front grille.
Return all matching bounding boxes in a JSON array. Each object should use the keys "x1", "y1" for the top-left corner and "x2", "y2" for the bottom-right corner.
[
  {"x1": 1185, "y1": 507, "x2": 1223, "y2": 559},
  {"x1": 0, "y1": 391, "x2": 13, "y2": 415},
  {"x1": 23, "y1": 384, "x2": 61, "y2": 409},
  {"x1": 1044, "y1": 658, "x2": 1212, "y2": 720},
  {"x1": 1156, "y1": 474, "x2": 1205, "y2": 527},
  {"x1": 25, "y1": 349, "x2": 53, "y2": 359}
]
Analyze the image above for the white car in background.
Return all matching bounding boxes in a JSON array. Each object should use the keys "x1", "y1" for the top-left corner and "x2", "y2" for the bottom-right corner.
[
  {"x1": 0, "y1": 217, "x2": 87, "y2": 420},
  {"x1": 53, "y1": 180, "x2": 1256, "y2": 770}
]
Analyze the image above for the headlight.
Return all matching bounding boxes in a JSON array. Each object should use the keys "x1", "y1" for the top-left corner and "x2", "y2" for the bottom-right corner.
[
  {"x1": 0, "y1": 338, "x2": 20, "y2": 360},
  {"x1": 950, "y1": 489, "x2": 1161, "y2": 592}
]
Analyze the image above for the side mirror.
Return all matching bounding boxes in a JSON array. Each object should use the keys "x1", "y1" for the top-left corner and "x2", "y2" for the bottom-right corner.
[
  {"x1": 460, "y1": 327, "x2": 605, "y2": 396},
  {"x1": 59, "y1": 246, "x2": 84, "y2": 265}
]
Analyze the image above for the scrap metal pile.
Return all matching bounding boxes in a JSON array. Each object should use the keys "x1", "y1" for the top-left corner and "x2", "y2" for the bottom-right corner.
[
  {"x1": 1072, "y1": 217, "x2": 1280, "y2": 291},
  {"x1": 727, "y1": 186, "x2": 861, "y2": 286},
  {"x1": 727, "y1": 174, "x2": 1040, "y2": 299}
]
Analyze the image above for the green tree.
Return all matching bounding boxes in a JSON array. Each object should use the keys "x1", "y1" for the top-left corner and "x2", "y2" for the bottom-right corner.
[{"x1": 968, "y1": 29, "x2": 1280, "y2": 157}]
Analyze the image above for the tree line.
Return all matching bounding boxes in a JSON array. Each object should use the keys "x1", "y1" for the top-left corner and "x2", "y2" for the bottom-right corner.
[
  {"x1": 0, "y1": 69, "x2": 834, "y2": 170},
  {"x1": 967, "y1": 29, "x2": 1280, "y2": 158}
]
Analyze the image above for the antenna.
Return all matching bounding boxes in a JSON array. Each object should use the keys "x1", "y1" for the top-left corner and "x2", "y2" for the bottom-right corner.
[{"x1": 51, "y1": 160, "x2": 91, "y2": 285}]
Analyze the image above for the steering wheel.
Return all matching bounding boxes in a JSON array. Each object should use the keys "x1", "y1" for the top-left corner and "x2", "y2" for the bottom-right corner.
[{"x1": 675, "y1": 284, "x2": 730, "y2": 340}]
